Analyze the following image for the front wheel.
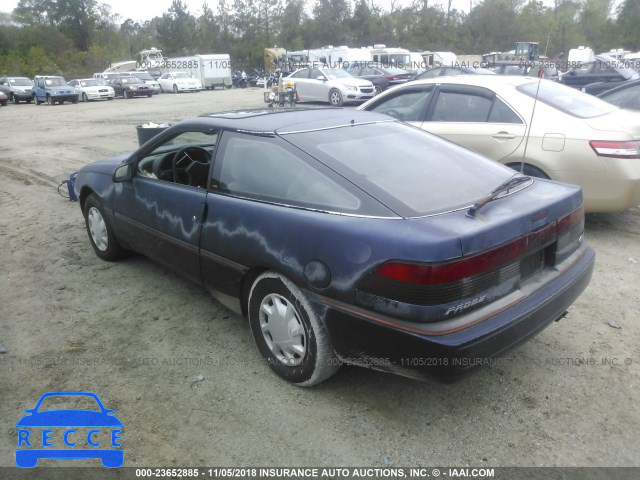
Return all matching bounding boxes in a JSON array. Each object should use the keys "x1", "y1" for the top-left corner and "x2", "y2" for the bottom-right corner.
[
  {"x1": 83, "y1": 194, "x2": 126, "y2": 261},
  {"x1": 173, "y1": 84, "x2": 178, "y2": 94},
  {"x1": 47, "y1": 95, "x2": 55, "y2": 105},
  {"x1": 82, "y1": 92, "x2": 88, "y2": 102},
  {"x1": 124, "y1": 90, "x2": 130, "y2": 99},
  {"x1": 248, "y1": 272, "x2": 340, "y2": 386},
  {"x1": 329, "y1": 89, "x2": 343, "y2": 106}
]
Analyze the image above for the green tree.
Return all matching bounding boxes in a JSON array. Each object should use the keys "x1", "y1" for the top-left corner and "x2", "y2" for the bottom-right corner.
[
  {"x1": 156, "y1": 0, "x2": 197, "y2": 55},
  {"x1": 616, "y1": 0, "x2": 640, "y2": 50}
]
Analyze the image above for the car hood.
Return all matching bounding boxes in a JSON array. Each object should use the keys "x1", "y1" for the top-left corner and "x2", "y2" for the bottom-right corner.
[
  {"x1": 79, "y1": 153, "x2": 131, "y2": 175},
  {"x1": 16, "y1": 410, "x2": 123, "y2": 427},
  {"x1": 84, "y1": 85, "x2": 113, "y2": 93},
  {"x1": 331, "y1": 77, "x2": 372, "y2": 88}
]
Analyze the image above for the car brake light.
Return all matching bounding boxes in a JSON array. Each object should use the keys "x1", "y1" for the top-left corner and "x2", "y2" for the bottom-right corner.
[
  {"x1": 589, "y1": 140, "x2": 640, "y2": 159},
  {"x1": 374, "y1": 204, "x2": 584, "y2": 287},
  {"x1": 386, "y1": 76, "x2": 398, "y2": 80}
]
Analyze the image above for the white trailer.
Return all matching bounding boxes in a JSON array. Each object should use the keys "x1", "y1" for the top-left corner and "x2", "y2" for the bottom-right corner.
[
  {"x1": 164, "y1": 54, "x2": 232, "y2": 89},
  {"x1": 368, "y1": 45, "x2": 412, "y2": 69},
  {"x1": 303, "y1": 46, "x2": 372, "y2": 68}
]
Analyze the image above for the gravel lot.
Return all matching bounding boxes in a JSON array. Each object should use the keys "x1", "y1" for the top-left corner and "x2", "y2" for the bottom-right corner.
[{"x1": 0, "y1": 89, "x2": 639, "y2": 470}]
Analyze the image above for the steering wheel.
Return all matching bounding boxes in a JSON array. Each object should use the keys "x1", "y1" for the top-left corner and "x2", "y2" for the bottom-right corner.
[{"x1": 171, "y1": 146, "x2": 210, "y2": 184}]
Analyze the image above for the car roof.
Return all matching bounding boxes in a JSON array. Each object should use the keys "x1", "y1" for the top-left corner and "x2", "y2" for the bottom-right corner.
[
  {"x1": 404, "y1": 75, "x2": 537, "y2": 88},
  {"x1": 598, "y1": 78, "x2": 640, "y2": 96},
  {"x1": 194, "y1": 108, "x2": 395, "y2": 135}
]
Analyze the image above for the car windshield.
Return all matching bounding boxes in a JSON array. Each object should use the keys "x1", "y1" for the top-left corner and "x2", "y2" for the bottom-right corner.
[
  {"x1": 175, "y1": 72, "x2": 191, "y2": 79},
  {"x1": 386, "y1": 67, "x2": 409, "y2": 75},
  {"x1": 37, "y1": 395, "x2": 101, "y2": 412},
  {"x1": 517, "y1": 80, "x2": 618, "y2": 118},
  {"x1": 122, "y1": 77, "x2": 142, "y2": 84},
  {"x1": 285, "y1": 121, "x2": 513, "y2": 217},
  {"x1": 80, "y1": 79, "x2": 101, "y2": 87},
  {"x1": 323, "y1": 69, "x2": 352, "y2": 80},
  {"x1": 45, "y1": 78, "x2": 67, "y2": 86},
  {"x1": 10, "y1": 78, "x2": 33, "y2": 86},
  {"x1": 136, "y1": 73, "x2": 153, "y2": 80}
]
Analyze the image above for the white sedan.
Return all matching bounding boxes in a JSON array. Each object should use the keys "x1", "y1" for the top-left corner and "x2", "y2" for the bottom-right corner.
[
  {"x1": 287, "y1": 68, "x2": 375, "y2": 106},
  {"x1": 68, "y1": 78, "x2": 115, "y2": 102},
  {"x1": 157, "y1": 72, "x2": 202, "y2": 93}
]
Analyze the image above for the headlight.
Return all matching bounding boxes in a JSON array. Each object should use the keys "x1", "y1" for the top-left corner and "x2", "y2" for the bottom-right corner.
[{"x1": 346, "y1": 85, "x2": 357, "y2": 91}]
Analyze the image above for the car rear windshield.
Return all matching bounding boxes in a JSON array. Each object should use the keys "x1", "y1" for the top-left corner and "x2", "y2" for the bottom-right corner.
[
  {"x1": 284, "y1": 121, "x2": 514, "y2": 217},
  {"x1": 517, "y1": 80, "x2": 618, "y2": 118}
]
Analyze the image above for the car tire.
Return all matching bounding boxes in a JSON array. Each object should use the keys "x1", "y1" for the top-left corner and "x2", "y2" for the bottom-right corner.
[
  {"x1": 0, "y1": 100, "x2": 6, "y2": 107},
  {"x1": 72, "y1": 97, "x2": 78, "y2": 104},
  {"x1": 173, "y1": 84, "x2": 178, "y2": 94},
  {"x1": 83, "y1": 194, "x2": 127, "y2": 261},
  {"x1": 329, "y1": 89, "x2": 343, "y2": 107},
  {"x1": 248, "y1": 272, "x2": 341, "y2": 386},
  {"x1": 124, "y1": 90, "x2": 130, "y2": 99},
  {"x1": 33, "y1": 95, "x2": 40, "y2": 105},
  {"x1": 82, "y1": 93, "x2": 88, "y2": 102},
  {"x1": 159, "y1": 85, "x2": 164, "y2": 93},
  {"x1": 506, "y1": 163, "x2": 550, "y2": 180},
  {"x1": 374, "y1": 85, "x2": 383, "y2": 95},
  {"x1": 47, "y1": 95, "x2": 54, "y2": 105},
  {"x1": 12, "y1": 94, "x2": 19, "y2": 104},
  {"x1": 27, "y1": 98, "x2": 32, "y2": 103},
  {"x1": 147, "y1": 93, "x2": 152, "y2": 97}
]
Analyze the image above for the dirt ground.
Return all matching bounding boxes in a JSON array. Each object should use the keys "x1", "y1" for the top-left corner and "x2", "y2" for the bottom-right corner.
[{"x1": 0, "y1": 89, "x2": 639, "y2": 470}]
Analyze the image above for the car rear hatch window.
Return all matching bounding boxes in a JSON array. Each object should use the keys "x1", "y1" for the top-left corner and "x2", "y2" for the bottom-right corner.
[{"x1": 283, "y1": 121, "x2": 515, "y2": 217}]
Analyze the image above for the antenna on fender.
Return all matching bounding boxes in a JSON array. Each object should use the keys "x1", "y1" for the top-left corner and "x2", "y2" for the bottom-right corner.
[{"x1": 520, "y1": 33, "x2": 551, "y2": 175}]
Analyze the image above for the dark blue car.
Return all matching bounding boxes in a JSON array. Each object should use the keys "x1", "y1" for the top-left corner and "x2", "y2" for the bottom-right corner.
[
  {"x1": 15, "y1": 391, "x2": 123, "y2": 468},
  {"x1": 74, "y1": 108, "x2": 595, "y2": 385}
]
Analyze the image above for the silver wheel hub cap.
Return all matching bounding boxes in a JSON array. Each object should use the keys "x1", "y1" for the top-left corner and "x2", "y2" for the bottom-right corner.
[
  {"x1": 87, "y1": 207, "x2": 108, "y2": 251},
  {"x1": 259, "y1": 293, "x2": 306, "y2": 366}
]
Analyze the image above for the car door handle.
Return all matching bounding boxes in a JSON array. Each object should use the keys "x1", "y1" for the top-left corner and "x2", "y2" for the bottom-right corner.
[{"x1": 492, "y1": 132, "x2": 517, "y2": 140}]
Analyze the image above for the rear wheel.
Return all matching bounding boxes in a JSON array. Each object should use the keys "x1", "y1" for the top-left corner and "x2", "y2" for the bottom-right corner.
[
  {"x1": 83, "y1": 194, "x2": 126, "y2": 261},
  {"x1": 248, "y1": 272, "x2": 340, "y2": 386},
  {"x1": 506, "y1": 163, "x2": 550, "y2": 179},
  {"x1": 33, "y1": 95, "x2": 40, "y2": 105},
  {"x1": 329, "y1": 89, "x2": 343, "y2": 106}
]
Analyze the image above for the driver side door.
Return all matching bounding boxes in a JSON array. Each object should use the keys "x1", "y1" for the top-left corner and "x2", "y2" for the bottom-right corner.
[{"x1": 112, "y1": 129, "x2": 217, "y2": 284}]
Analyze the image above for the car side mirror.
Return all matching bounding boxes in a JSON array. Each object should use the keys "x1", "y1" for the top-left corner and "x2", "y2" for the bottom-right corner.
[{"x1": 114, "y1": 163, "x2": 133, "y2": 182}]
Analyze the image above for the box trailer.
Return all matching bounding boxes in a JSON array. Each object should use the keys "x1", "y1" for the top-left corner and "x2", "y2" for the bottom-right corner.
[{"x1": 164, "y1": 54, "x2": 232, "y2": 89}]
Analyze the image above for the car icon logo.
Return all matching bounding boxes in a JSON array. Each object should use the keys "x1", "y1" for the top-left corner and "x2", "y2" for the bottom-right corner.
[{"x1": 15, "y1": 391, "x2": 123, "y2": 468}]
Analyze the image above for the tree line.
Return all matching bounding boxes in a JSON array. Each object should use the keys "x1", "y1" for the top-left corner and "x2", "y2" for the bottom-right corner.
[{"x1": 1, "y1": 0, "x2": 639, "y2": 77}]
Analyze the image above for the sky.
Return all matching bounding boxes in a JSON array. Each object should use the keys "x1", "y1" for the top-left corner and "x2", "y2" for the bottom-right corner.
[{"x1": 1, "y1": 0, "x2": 475, "y2": 24}]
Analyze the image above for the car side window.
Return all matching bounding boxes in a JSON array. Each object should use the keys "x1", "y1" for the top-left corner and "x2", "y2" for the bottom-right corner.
[
  {"x1": 417, "y1": 68, "x2": 441, "y2": 79},
  {"x1": 213, "y1": 134, "x2": 361, "y2": 211},
  {"x1": 367, "y1": 87, "x2": 433, "y2": 121},
  {"x1": 487, "y1": 98, "x2": 522, "y2": 124},
  {"x1": 309, "y1": 68, "x2": 324, "y2": 80},
  {"x1": 136, "y1": 130, "x2": 217, "y2": 188},
  {"x1": 290, "y1": 70, "x2": 307, "y2": 79},
  {"x1": 431, "y1": 91, "x2": 493, "y2": 122},
  {"x1": 442, "y1": 68, "x2": 463, "y2": 76}
]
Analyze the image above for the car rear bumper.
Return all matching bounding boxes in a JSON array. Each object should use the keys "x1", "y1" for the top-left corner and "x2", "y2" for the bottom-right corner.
[{"x1": 316, "y1": 245, "x2": 595, "y2": 382}]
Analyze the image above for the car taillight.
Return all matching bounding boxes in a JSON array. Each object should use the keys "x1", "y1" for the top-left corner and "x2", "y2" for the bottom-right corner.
[
  {"x1": 360, "y1": 205, "x2": 585, "y2": 313},
  {"x1": 589, "y1": 140, "x2": 640, "y2": 159},
  {"x1": 386, "y1": 76, "x2": 399, "y2": 80}
]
